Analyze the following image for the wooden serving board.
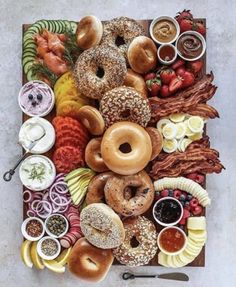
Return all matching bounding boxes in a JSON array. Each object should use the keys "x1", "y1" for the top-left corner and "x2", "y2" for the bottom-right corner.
[{"x1": 22, "y1": 19, "x2": 206, "y2": 267}]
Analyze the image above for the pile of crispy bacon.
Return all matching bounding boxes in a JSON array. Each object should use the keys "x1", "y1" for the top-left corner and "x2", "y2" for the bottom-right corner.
[
  {"x1": 149, "y1": 72, "x2": 219, "y2": 121},
  {"x1": 149, "y1": 136, "x2": 225, "y2": 179}
]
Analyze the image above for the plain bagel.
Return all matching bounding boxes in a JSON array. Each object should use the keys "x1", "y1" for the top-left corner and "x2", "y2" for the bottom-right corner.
[
  {"x1": 124, "y1": 69, "x2": 148, "y2": 98},
  {"x1": 76, "y1": 15, "x2": 103, "y2": 49},
  {"x1": 128, "y1": 36, "x2": 157, "y2": 74},
  {"x1": 68, "y1": 238, "x2": 114, "y2": 282}
]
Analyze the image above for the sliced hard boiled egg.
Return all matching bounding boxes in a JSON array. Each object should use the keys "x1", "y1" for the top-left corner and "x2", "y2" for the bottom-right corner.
[
  {"x1": 178, "y1": 138, "x2": 192, "y2": 152},
  {"x1": 163, "y1": 138, "x2": 178, "y2": 153},
  {"x1": 175, "y1": 122, "x2": 186, "y2": 139},
  {"x1": 184, "y1": 121, "x2": 195, "y2": 137},
  {"x1": 162, "y1": 123, "x2": 177, "y2": 139},
  {"x1": 187, "y1": 116, "x2": 204, "y2": 133},
  {"x1": 156, "y1": 118, "x2": 171, "y2": 132},
  {"x1": 169, "y1": 113, "x2": 186, "y2": 123},
  {"x1": 188, "y1": 132, "x2": 203, "y2": 141}
]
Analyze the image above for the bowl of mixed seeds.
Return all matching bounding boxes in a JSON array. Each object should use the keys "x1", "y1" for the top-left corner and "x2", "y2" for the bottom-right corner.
[
  {"x1": 37, "y1": 236, "x2": 61, "y2": 260},
  {"x1": 45, "y1": 214, "x2": 69, "y2": 238}
]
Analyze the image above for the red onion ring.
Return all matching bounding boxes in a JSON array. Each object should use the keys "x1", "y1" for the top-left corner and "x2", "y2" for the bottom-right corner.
[
  {"x1": 36, "y1": 201, "x2": 52, "y2": 218},
  {"x1": 26, "y1": 209, "x2": 36, "y2": 217},
  {"x1": 23, "y1": 190, "x2": 32, "y2": 203}
]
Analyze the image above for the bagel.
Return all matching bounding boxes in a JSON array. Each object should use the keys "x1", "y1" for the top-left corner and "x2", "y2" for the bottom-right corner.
[
  {"x1": 80, "y1": 203, "x2": 125, "y2": 249},
  {"x1": 85, "y1": 137, "x2": 109, "y2": 172},
  {"x1": 101, "y1": 17, "x2": 145, "y2": 59},
  {"x1": 78, "y1": 105, "x2": 105, "y2": 135},
  {"x1": 74, "y1": 45, "x2": 127, "y2": 99},
  {"x1": 124, "y1": 69, "x2": 148, "y2": 98},
  {"x1": 99, "y1": 86, "x2": 151, "y2": 129},
  {"x1": 113, "y1": 216, "x2": 158, "y2": 266},
  {"x1": 145, "y1": 127, "x2": 163, "y2": 160},
  {"x1": 76, "y1": 15, "x2": 103, "y2": 49},
  {"x1": 104, "y1": 170, "x2": 154, "y2": 216},
  {"x1": 128, "y1": 36, "x2": 157, "y2": 74},
  {"x1": 101, "y1": 121, "x2": 152, "y2": 175},
  {"x1": 68, "y1": 238, "x2": 114, "y2": 282}
]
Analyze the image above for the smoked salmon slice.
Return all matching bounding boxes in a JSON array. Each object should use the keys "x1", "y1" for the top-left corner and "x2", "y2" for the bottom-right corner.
[{"x1": 43, "y1": 52, "x2": 68, "y2": 76}]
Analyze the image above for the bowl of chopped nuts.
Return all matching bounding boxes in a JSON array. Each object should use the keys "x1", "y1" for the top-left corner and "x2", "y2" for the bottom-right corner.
[
  {"x1": 45, "y1": 214, "x2": 69, "y2": 238},
  {"x1": 37, "y1": 236, "x2": 61, "y2": 260},
  {"x1": 21, "y1": 217, "x2": 45, "y2": 241}
]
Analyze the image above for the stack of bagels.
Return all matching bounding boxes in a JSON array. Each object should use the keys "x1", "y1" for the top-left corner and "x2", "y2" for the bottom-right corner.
[{"x1": 67, "y1": 15, "x2": 163, "y2": 282}]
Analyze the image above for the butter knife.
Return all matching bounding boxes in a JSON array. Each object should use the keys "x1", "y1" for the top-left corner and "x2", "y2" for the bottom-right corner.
[{"x1": 122, "y1": 272, "x2": 189, "y2": 282}]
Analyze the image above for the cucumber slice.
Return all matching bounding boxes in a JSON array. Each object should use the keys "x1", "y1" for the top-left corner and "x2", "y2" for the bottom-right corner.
[
  {"x1": 24, "y1": 61, "x2": 34, "y2": 73},
  {"x1": 23, "y1": 31, "x2": 35, "y2": 40},
  {"x1": 70, "y1": 21, "x2": 78, "y2": 34},
  {"x1": 23, "y1": 47, "x2": 36, "y2": 54},
  {"x1": 63, "y1": 20, "x2": 71, "y2": 32},
  {"x1": 56, "y1": 20, "x2": 63, "y2": 33},
  {"x1": 59, "y1": 20, "x2": 67, "y2": 32},
  {"x1": 22, "y1": 56, "x2": 34, "y2": 67},
  {"x1": 49, "y1": 20, "x2": 56, "y2": 33},
  {"x1": 41, "y1": 19, "x2": 50, "y2": 30},
  {"x1": 24, "y1": 42, "x2": 36, "y2": 50},
  {"x1": 27, "y1": 26, "x2": 40, "y2": 34},
  {"x1": 26, "y1": 68, "x2": 38, "y2": 81}
]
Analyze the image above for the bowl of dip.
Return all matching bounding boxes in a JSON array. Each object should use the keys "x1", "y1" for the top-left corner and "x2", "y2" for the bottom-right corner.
[
  {"x1": 18, "y1": 80, "x2": 55, "y2": 117},
  {"x1": 37, "y1": 236, "x2": 61, "y2": 260},
  {"x1": 21, "y1": 217, "x2": 45, "y2": 241},
  {"x1": 19, "y1": 117, "x2": 55, "y2": 154},
  {"x1": 153, "y1": 197, "x2": 183, "y2": 227},
  {"x1": 19, "y1": 155, "x2": 56, "y2": 191},
  {"x1": 157, "y1": 44, "x2": 177, "y2": 65},
  {"x1": 150, "y1": 16, "x2": 180, "y2": 45},
  {"x1": 176, "y1": 31, "x2": 206, "y2": 61},
  {"x1": 157, "y1": 226, "x2": 187, "y2": 256}
]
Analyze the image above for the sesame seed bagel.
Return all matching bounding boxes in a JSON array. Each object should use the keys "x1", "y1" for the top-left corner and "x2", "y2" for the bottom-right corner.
[
  {"x1": 101, "y1": 17, "x2": 145, "y2": 59},
  {"x1": 104, "y1": 170, "x2": 154, "y2": 216},
  {"x1": 113, "y1": 216, "x2": 158, "y2": 266},
  {"x1": 74, "y1": 46, "x2": 127, "y2": 99},
  {"x1": 80, "y1": 203, "x2": 125, "y2": 249},
  {"x1": 99, "y1": 86, "x2": 151, "y2": 128}
]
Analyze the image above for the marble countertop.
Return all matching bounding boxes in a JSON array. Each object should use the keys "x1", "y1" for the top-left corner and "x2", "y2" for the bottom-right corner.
[{"x1": 0, "y1": 0, "x2": 235, "y2": 286}]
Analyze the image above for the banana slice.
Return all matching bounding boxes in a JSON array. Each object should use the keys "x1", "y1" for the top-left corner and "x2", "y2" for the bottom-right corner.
[
  {"x1": 178, "y1": 138, "x2": 192, "y2": 152},
  {"x1": 158, "y1": 252, "x2": 169, "y2": 267},
  {"x1": 187, "y1": 116, "x2": 204, "y2": 133},
  {"x1": 162, "y1": 123, "x2": 178, "y2": 139},
  {"x1": 163, "y1": 138, "x2": 178, "y2": 153},
  {"x1": 169, "y1": 113, "x2": 186, "y2": 123},
  {"x1": 156, "y1": 118, "x2": 171, "y2": 132},
  {"x1": 188, "y1": 132, "x2": 203, "y2": 141},
  {"x1": 187, "y1": 216, "x2": 206, "y2": 231},
  {"x1": 175, "y1": 122, "x2": 186, "y2": 139},
  {"x1": 166, "y1": 255, "x2": 176, "y2": 268}
]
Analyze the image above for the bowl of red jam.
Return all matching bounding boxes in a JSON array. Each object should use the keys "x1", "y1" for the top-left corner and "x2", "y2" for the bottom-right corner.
[
  {"x1": 157, "y1": 226, "x2": 187, "y2": 255},
  {"x1": 157, "y1": 43, "x2": 177, "y2": 65}
]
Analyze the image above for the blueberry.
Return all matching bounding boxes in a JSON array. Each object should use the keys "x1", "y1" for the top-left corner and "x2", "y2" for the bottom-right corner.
[
  {"x1": 187, "y1": 194, "x2": 193, "y2": 201},
  {"x1": 179, "y1": 194, "x2": 186, "y2": 201},
  {"x1": 155, "y1": 191, "x2": 160, "y2": 197},
  {"x1": 185, "y1": 201, "x2": 190, "y2": 207},
  {"x1": 180, "y1": 200, "x2": 185, "y2": 206},
  {"x1": 32, "y1": 100, "x2": 37, "y2": 106},
  {"x1": 168, "y1": 189, "x2": 174, "y2": 197},
  {"x1": 28, "y1": 94, "x2": 33, "y2": 100},
  {"x1": 179, "y1": 225, "x2": 184, "y2": 230},
  {"x1": 37, "y1": 93, "x2": 43, "y2": 101}
]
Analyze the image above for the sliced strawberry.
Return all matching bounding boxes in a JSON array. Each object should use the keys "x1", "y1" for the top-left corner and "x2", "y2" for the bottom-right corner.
[
  {"x1": 169, "y1": 76, "x2": 183, "y2": 93},
  {"x1": 182, "y1": 71, "x2": 195, "y2": 88},
  {"x1": 171, "y1": 59, "x2": 186, "y2": 70}
]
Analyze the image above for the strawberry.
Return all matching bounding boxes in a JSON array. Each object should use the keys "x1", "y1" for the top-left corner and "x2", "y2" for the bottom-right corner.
[
  {"x1": 179, "y1": 216, "x2": 186, "y2": 225},
  {"x1": 171, "y1": 59, "x2": 186, "y2": 70},
  {"x1": 160, "y1": 85, "x2": 171, "y2": 97},
  {"x1": 187, "y1": 60, "x2": 203, "y2": 74},
  {"x1": 160, "y1": 69, "x2": 176, "y2": 85},
  {"x1": 144, "y1": 73, "x2": 156, "y2": 82},
  {"x1": 146, "y1": 78, "x2": 161, "y2": 97},
  {"x1": 175, "y1": 9, "x2": 193, "y2": 24},
  {"x1": 181, "y1": 71, "x2": 195, "y2": 88},
  {"x1": 169, "y1": 76, "x2": 183, "y2": 93},
  {"x1": 179, "y1": 18, "x2": 193, "y2": 33},
  {"x1": 194, "y1": 21, "x2": 206, "y2": 35},
  {"x1": 176, "y1": 66, "x2": 186, "y2": 77}
]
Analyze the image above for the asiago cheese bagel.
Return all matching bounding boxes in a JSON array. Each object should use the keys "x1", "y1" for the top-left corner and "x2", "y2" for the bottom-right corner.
[
  {"x1": 124, "y1": 69, "x2": 148, "y2": 98},
  {"x1": 128, "y1": 36, "x2": 158, "y2": 74},
  {"x1": 80, "y1": 203, "x2": 125, "y2": 249},
  {"x1": 104, "y1": 170, "x2": 154, "y2": 216},
  {"x1": 78, "y1": 106, "x2": 105, "y2": 135},
  {"x1": 101, "y1": 121, "x2": 152, "y2": 175},
  {"x1": 76, "y1": 16, "x2": 103, "y2": 49}
]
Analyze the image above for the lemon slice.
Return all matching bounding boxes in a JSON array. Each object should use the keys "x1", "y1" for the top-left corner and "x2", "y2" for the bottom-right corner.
[
  {"x1": 42, "y1": 259, "x2": 65, "y2": 273},
  {"x1": 184, "y1": 120, "x2": 194, "y2": 136},
  {"x1": 55, "y1": 247, "x2": 72, "y2": 266},
  {"x1": 188, "y1": 132, "x2": 203, "y2": 141},
  {"x1": 21, "y1": 240, "x2": 33, "y2": 268},
  {"x1": 156, "y1": 118, "x2": 171, "y2": 132},
  {"x1": 30, "y1": 241, "x2": 44, "y2": 270},
  {"x1": 187, "y1": 116, "x2": 204, "y2": 133},
  {"x1": 175, "y1": 122, "x2": 186, "y2": 139},
  {"x1": 162, "y1": 123, "x2": 177, "y2": 139},
  {"x1": 178, "y1": 138, "x2": 192, "y2": 152},
  {"x1": 169, "y1": 113, "x2": 186, "y2": 123},
  {"x1": 163, "y1": 138, "x2": 178, "y2": 153}
]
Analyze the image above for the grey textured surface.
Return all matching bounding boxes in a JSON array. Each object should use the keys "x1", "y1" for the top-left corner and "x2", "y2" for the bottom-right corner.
[{"x1": 0, "y1": 0, "x2": 235, "y2": 286}]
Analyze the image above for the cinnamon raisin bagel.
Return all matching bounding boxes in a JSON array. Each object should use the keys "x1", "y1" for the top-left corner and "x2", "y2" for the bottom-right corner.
[
  {"x1": 74, "y1": 45, "x2": 127, "y2": 99},
  {"x1": 104, "y1": 170, "x2": 154, "y2": 216}
]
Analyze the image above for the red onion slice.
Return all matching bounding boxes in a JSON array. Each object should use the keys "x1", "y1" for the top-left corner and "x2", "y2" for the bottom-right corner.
[{"x1": 23, "y1": 190, "x2": 32, "y2": 203}]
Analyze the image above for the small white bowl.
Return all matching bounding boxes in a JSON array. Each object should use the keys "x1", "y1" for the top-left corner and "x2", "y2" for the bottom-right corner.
[
  {"x1": 157, "y1": 226, "x2": 187, "y2": 256},
  {"x1": 153, "y1": 197, "x2": 183, "y2": 227},
  {"x1": 150, "y1": 16, "x2": 180, "y2": 45},
  {"x1": 18, "y1": 80, "x2": 55, "y2": 117},
  {"x1": 21, "y1": 217, "x2": 45, "y2": 241},
  {"x1": 157, "y1": 44, "x2": 178, "y2": 65},
  {"x1": 45, "y1": 214, "x2": 69, "y2": 238},
  {"x1": 37, "y1": 236, "x2": 61, "y2": 260},
  {"x1": 175, "y1": 31, "x2": 206, "y2": 61}
]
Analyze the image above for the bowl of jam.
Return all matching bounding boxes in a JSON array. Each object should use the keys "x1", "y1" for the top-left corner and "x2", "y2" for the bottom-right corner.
[
  {"x1": 157, "y1": 43, "x2": 177, "y2": 65},
  {"x1": 152, "y1": 197, "x2": 183, "y2": 226},
  {"x1": 157, "y1": 226, "x2": 187, "y2": 255}
]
